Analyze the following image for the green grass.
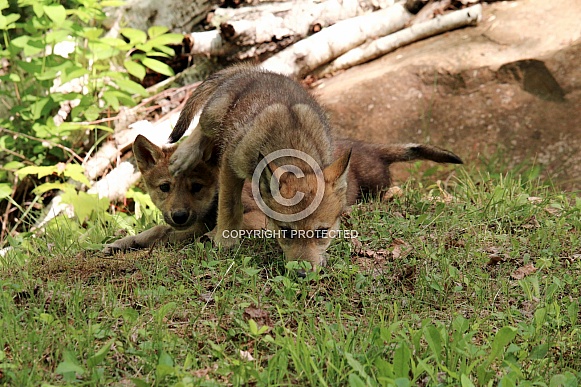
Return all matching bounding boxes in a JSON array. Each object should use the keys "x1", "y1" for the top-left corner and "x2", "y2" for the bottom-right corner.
[{"x1": 1, "y1": 165, "x2": 580, "y2": 386}]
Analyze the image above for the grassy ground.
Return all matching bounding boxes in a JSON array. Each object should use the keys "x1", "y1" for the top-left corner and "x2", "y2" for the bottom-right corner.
[{"x1": 1, "y1": 163, "x2": 580, "y2": 386}]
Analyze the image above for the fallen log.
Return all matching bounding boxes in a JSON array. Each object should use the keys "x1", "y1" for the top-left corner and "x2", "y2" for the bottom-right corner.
[
  {"x1": 317, "y1": 4, "x2": 482, "y2": 76},
  {"x1": 260, "y1": 2, "x2": 414, "y2": 77},
  {"x1": 188, "y1": 0, "x2": 395, "y2": 60}
]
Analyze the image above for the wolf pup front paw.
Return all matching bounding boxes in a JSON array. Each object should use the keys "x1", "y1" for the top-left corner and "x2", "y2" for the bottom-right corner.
[
  {"x1": 102, "y1": 235, "x2": 139, "y2": 255},
  {"x1": 169, "y1": 143, "x2": 203, "y2": 176},
  {"x1": 212, "y1": 229, "x2": 240, "y2": 249}
]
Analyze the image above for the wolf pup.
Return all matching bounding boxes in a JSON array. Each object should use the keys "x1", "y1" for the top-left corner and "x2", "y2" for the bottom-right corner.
[
  {"x1": 103, "y1": 136, "x2": 462, "y2": 255},
  {"x1": 103, "y1": 135, "x2": 266, "y2": 254},
  {"x1": 167, "y1": 65, "x2": 352, "y2": 267}
]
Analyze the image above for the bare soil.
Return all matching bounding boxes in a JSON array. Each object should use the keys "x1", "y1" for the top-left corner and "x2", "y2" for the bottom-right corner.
[{"x1": 315, "y1": 0, "x2": 581, "y2": 189}]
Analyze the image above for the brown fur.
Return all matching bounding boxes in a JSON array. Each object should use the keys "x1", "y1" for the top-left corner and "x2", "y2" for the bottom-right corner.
[
  {"x1": 340, "y1": 139, "x2": 463, "y2": 203},
  {"x1": 103, "y1": 135, "x2": 463, "y2": 255},
  {"x1": 168, "y1": 65, "x2": 351, "y2": 267},
  {"x1": 103, "y1": 135, "x2": 266, "y2": 254}
]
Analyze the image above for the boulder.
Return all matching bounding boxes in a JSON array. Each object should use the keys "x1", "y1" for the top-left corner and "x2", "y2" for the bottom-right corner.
[{"x1": 316, "y1": 0, "x2": 581, "y2": 189}]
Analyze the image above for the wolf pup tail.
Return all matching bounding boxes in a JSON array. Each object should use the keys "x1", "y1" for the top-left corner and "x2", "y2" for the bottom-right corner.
[
  {"x1": 382, "y1": 143, "x2": 464, "y2": 165},
  {"x1": 336, "y1": 139, "x2": 463, "y2": 165},
  {"x1": 168, "y1": 65, "x2": 254, "y2": 143}
]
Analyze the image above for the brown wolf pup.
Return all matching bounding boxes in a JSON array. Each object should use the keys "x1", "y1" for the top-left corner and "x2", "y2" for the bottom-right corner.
[
  {"x1": 103, "y1": 135, "x2": 266, "y2": 255},
  {"x1": 103, "y1": 135, "x2": 462, "y2": 255},
  {"x1": 168, "y1": 65, "x2": 352, "y2": 267},
  {"x1": 166, "y1": 65, "x2": 463, "y2": 267}
]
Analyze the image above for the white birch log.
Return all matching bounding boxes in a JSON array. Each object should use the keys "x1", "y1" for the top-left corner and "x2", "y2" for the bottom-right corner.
[
  {"x1": 260, "y1": 2, "x2": 413, "y2": 77},
  {"x1": 216, "y1": 0, "x2": 360, "y2": 46},
  {"x1": 318, "y1": 4, "x2": 483, "y2": 75},
  {"x1": 188, "y1": 30, "x2": 234, "y2": 57},
  {"x1": 188, "y1": 0, "x2": 395, "y2": 58}
]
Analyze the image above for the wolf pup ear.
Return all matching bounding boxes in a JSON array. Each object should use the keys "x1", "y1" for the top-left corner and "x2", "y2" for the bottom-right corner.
[
  {"x1": 133, "y1": 135, "x2": 165, "y2": 173},
  {"x1": 323, "y1": 148, "x2": 352, "y2": 192}
]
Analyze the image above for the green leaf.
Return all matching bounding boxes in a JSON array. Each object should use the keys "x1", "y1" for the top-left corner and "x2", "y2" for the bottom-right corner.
[
  {"x1": 63, "y1": 164, "x2": 90, "y2": 186},
  {"x1": 102, "y1": 91, "x2": 120, "y2": 111},
  {"x1": 345, "y1": 352, "x2": 373, "y2": 386},
  {"x1": 99, "y1": 37, "x2": 129, "y2": 48},
  {"x1": 148, "y1": 33, "x2": 184, "y2": 48},
  {"x1": 3, "y1": 161, "x2": 24, "y2": 170},
  {"x1": 123, "y1": 60, "x2": 146, "y2": 80},
  {"x1": 423, "y1": 324, "x2": 442, "y2": 362},
  {"x1": 129, "y1": 378, "x2": 150, "y2": 387},
  {"x1": 87, "y1": 42, "x2": 120, "y2": 60},
  {"x1": 32, "y1": 182, "x2": 70, "y2": 195},
  {"x1": 348, "y1": 373, "x2": 367, "y2": 387},
  {"x1": 248, "y1": 319, "x2": 259, "y2": 336},
  {"x1": 138, "y1": 49, "x2": 171, "y2": 58},
  {"x1": 0, "y1": 13, "x2": 20, "y2": 29},
  {"x1": 529, "y1": 343, "x2": 548, "y2": 360},
  {"x1": 46, "y1": 29, "x2": 70, "y2": 45},
  {"x1": 104, "y1": 89, "x2": 137, "y2": 107},
  {"x1": 460, "y1": 374, "x2": 476, "y2": 387},
  {"x1": 82, "y1": 27, "x2": 104, "y2": 40},
  {"x1": 87, "y1": 339, "x2": 114, "y2": 368},
  {"x1": 12, "y1": 36, "x2": 45, "y2": 56},
  {"x1": 147, "y1": 26, "x2": 169, "y2": 38},
  {"x1": 486, "y1": 326, "x2": 517, "y2": 366},
  {"x1": 17, "y1": 165, "x2": 58, "y2": 179},
  {"x1": 394, "y1": 378, "x2": 411, "y2": 387},
  {"x1": 43, "y1": 5, "x2": 67, "y2": 25},
  {"x1": 100, "y1": 0, "x2": 126, "y2": 6},
  {"x1": 155, "y1": 302, "x2": 177, "y2": 324},
  {"x1": 141, "y1": 58, "x2": 174, "y2": 77},
  {"x1": 567, "y1": 300, "x2": 578, "y2": 326},
  {"x1": 29, "y1": 97, "x2": 54, "y2": 119},
  {"x1": 55, "y1": 350, "x2": 85, "y2": 381},
  {"x1": 61, "y1": 66, "x2": 89, "y2": 84},
  {"x1": 113, "y1": 307, "x2": 139, "y2": 323},
  {"x1": 393, "y1": 343, "x2": 411, "y2": 379},
  {"x1": 549, "y1": 372, "x2": 578, "y2": 387},
  {"x1": 120, "y1": 28, "x2": 147, "y2": 45},
  {"x1": 498, "y1": 371, "x2": 518, "y2": 387},
  {"x1": 83, "y1": 105, "x2": 101, "y2": 121},
  {"x1": 60, "y1": 191, "x2": 110, "y2": 221},
  {"x1": 156, "y1": 352, "x2": 175, "y2": 379},
  {"x1": 0, "y1": 183, "x2": 11, "y2": 199},
  {"x1": 32, "y1": 2, "x2": 44, "y2": 17},
  {"x1": 149, "y1": 44, "x2": 174, "y2": 57},
  {"x1": 158, "y1": 351, "x2": 173, "y2": 367},
  {"x1": 114, "y1": 78, "x2": 148, "y2": 96}
]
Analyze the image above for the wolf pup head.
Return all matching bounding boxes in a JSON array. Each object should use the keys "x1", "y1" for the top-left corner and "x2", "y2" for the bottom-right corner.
[
  {"x1": 257, "y1": 149, "x2": 352, "y2": 268},
  {"x1": 133, "y1": 135, "x2": 219, "y2": 231}
]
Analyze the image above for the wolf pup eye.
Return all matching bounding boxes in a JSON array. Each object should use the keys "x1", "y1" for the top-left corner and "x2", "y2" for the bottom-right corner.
[
  {"x1": 159, "y1": 183, "x2": 170, "y2": 192},
  {"x1": 191, "y1": 183, "x2": 203, "y2": 193}
]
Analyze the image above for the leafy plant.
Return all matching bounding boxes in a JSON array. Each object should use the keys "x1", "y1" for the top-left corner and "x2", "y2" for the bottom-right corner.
[{"x1": 0, "y1": 0, "x2": 183, "y2": 245}]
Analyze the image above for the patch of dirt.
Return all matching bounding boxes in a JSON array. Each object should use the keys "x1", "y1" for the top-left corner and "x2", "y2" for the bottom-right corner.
[{"x1": 316, "y1": 0, "x2": 581, "y2": 189}]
